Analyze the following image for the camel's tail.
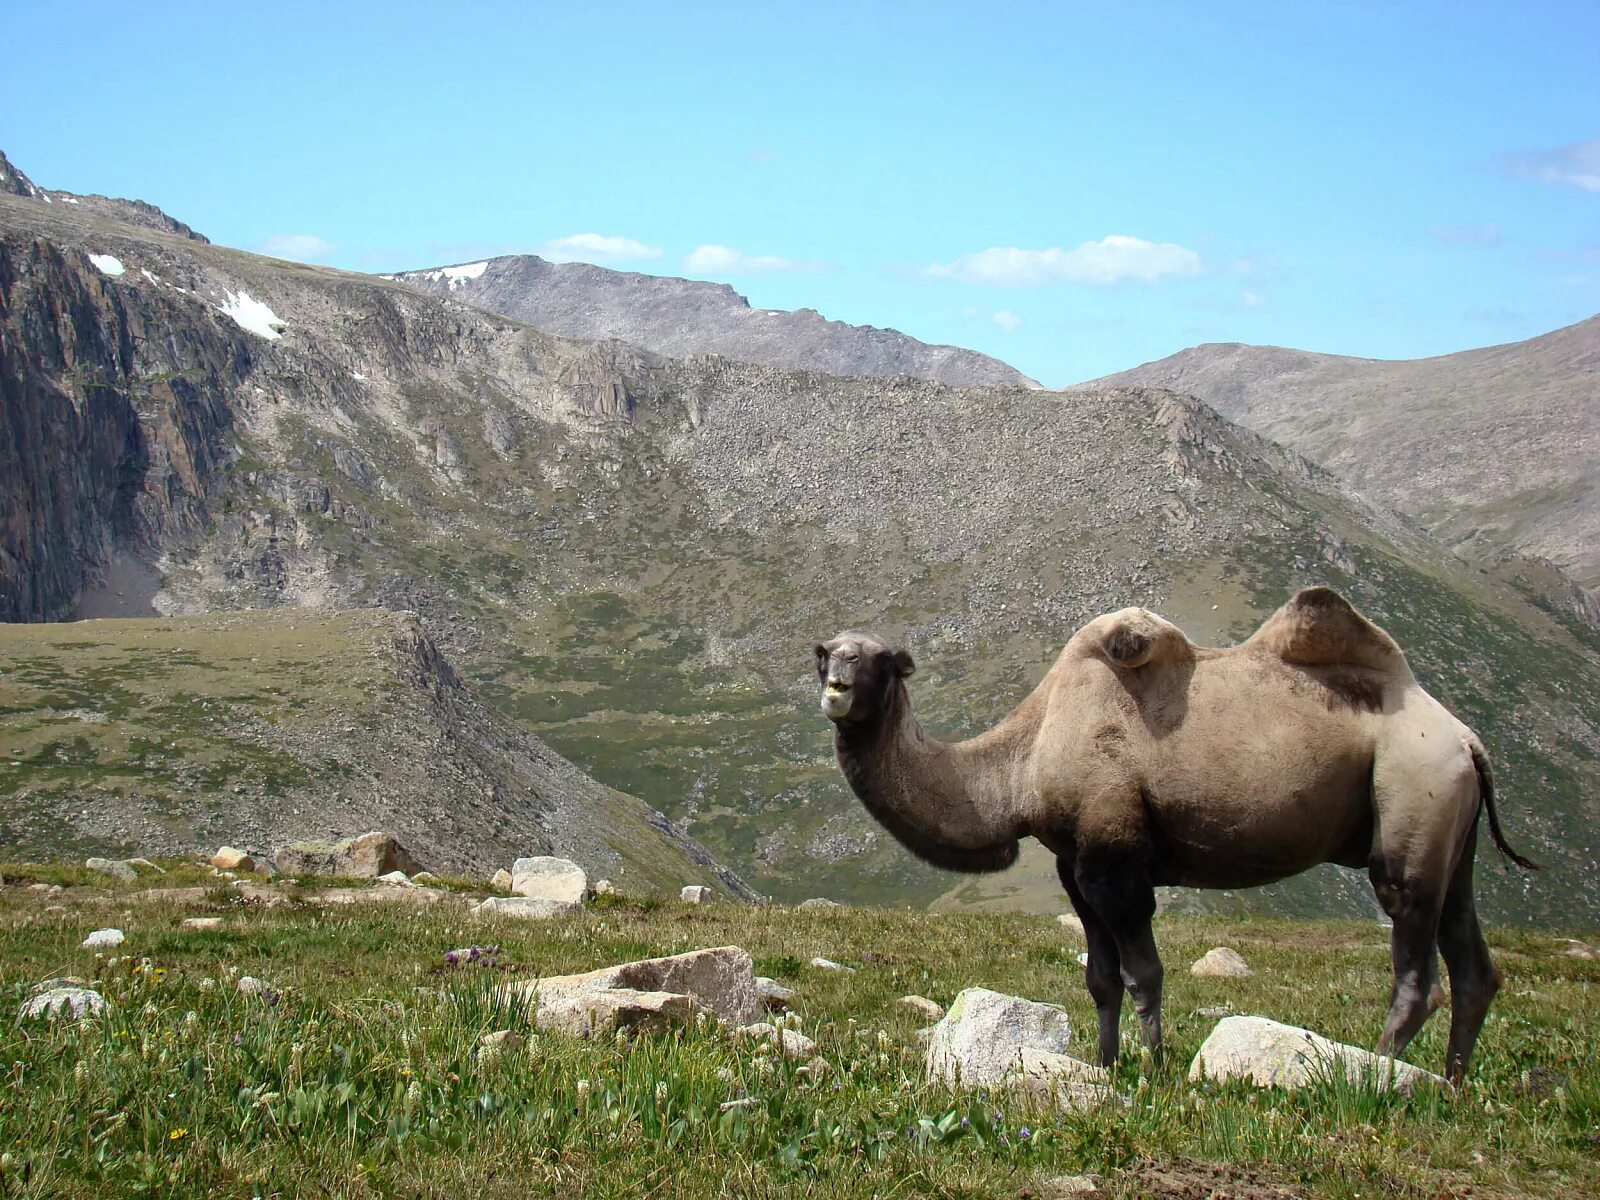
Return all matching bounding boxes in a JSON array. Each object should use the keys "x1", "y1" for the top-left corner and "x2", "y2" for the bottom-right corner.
[{"x1": 1470, "y1": 741, "x2": 1542, "y2": 871}]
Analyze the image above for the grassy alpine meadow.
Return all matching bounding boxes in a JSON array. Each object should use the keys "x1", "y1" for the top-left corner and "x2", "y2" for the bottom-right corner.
[{"x1": 0, "y1": 865, "x2": 1595, "y2": 1199}]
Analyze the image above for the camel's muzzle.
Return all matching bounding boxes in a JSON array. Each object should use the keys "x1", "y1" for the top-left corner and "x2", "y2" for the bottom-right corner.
[{"x1": 820, "y1": 680, "x2": 853, "y2": 719}]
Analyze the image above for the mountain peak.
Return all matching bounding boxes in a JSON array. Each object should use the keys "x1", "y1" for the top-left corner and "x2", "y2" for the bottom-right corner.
[
  {"x1": 387, "y1": 253, "x2": 1038, "y2": 389},
  {"x1": 0, "y1": 148, "x2": 208, "y2": 242}
]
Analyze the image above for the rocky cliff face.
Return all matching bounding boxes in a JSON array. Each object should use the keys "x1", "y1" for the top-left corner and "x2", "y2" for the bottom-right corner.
[
  {"x1": 1, "y1": 170, "x2": 1595, "y2": 925},
  {"x1": 388, "y1": 254, "x2": 1039, "y2": 389},
  {"x1": 0, "y1": 235, "x2": 245, "y2": 621}
]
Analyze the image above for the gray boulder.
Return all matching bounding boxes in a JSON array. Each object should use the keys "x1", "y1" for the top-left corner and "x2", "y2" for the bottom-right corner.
[
  {"x1": 274, "y1": 832, "x2": 421, "y2": 879},
  {"x1": 474, "y1": 895, "x2": 579, "y2": 920},
  {"x1": 85, "y1": 857, "x2": 137, "y2": 882},
  {"x1": 81, "y1": 928, "x2": 125, "y2": 949},
  {"x1": 518, "y1": 945, "x2": 762, "y2": 1032},
  {"x1": 512, "y1": 857, "x2": 588, "y2": 905},
  {"x1": 925, "y1": 987, "x2": 1074, "y2": 1086},
  {"x1": 680, "y1": 885, "x2": 714, "y2": 904},
  {"x1": 1188, "y1": 1015, "x2": 1448, "y2": 1093},
  {"x1": 798, "y1": 897, "x2": 841, "y2": 910}
]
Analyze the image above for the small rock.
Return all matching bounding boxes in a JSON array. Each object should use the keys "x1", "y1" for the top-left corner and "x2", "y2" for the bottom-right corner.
[
  {"x1": 86, "y1": 858, "x2": 137, "y2": 882},
  {"x1": 491, "y1": 868, "x2": 513, "y2": 891},
  {"x1": 1190, "y1": 947, "x2": 1252, "y2": 978},
  {"x1": 719, "y1": 1096, "x2": 759, "y2": 1111},
  {"x1": 809, "y1": 957, "x2": 854, "y2": 972},
  {"x1": 1194, "y1": 1005, "x2": 1233, "y2": 1019},
  {"x1": 124, "y1": 857, "x2": 166, "y2": 874},
  {"x1": 410, "y1": 871, "x2": 440, "y2": 885},
  {"x1": 210, "y1": 847, "x2": 256, "y2": 872},
  {"x1": 1056, "y1": 912, "x2": 1086, "y2": 937},
  {"x1": 1561, "y1": 939, "x2": 1596, "y2": 960},
  {"x1": 480, "y1": 1029, "x2": 523, "y2": 1051},
  {"x1": 236, "y1": 884, "x2": 291, "y2": 908},
  {"x1": 1041, "y1": 1174, "x2": 1099, "y2": 1196},
  {"x1": 798, "y1": 897, "x2": 841, "y2": 910},
  {"x1": 180, "y1": 917, "x2": 224, "y2": 931},
  {"x1": 27, "y1": 882, "x2": 52, "y2": 893},
  {"x1": 593, "y1": 878, "x2": 617, "y2": 895},
  {"x1": 81, "y1": 928, "x2": 125, "y2": 950},
  {"x1": 680, "y1": 885, "x2": 714, "y2": 904},
  {"x1": 377, "y1": 870, "x2": 415, "y2": 887},
  {"x1": 1076, "y1": 952, "x2": 1090, "y2": 966},
  {"x1": 474, "y1": 896, "x2": 580, "y2": 920},
  {"x1": 798, "y1": 1055, "x2": 833, "y2": 1078},
  {"x1": 1189, "y1": 1015, "x2": 1449, "y2": 1093},
  {"x1": 736, "y1": 1022, "x2": 817, "y2": 1058},
  {"x1": 899, "y1": 994, "x2": 945, "y2": 1021},
  {"x1": 19, "y1": 986, "x2": 107, "y2": 1020},
  {"x1": 755, "y1": 976, "x2": 795, "y2": 1011}
]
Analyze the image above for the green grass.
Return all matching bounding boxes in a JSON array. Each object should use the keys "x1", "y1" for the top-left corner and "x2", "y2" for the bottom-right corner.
[{"x1": 0, "y1": 875, "x2": 1595, "y2": 1198}]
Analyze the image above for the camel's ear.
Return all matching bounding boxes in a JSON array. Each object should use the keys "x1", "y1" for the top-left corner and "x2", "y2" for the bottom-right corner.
[
  {"x1": 813, "y1": 643, "x2": 829, "y2": 678},
  {"x1": 891, "y1": 649, "x2": 916, "y2": 678}
]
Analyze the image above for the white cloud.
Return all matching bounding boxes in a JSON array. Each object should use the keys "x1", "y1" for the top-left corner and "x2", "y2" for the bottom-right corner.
[
  {"x1": 1241, "y1": 290, "x2": 1266, "y2": 309},
  {"x1": 1505, "y1": 138, "x2": 1600, "y2": 193},
  {"x1": 683, "y1": 243, "x2": 806, "y2": 274},
  {"x1": 538, "y1": 233, "x2": 662, "y2": 264},
  {"x1": 922, "y1": 235, "x2": 1203, "y2": 286},
  {"x1": 992, "y1": 310, "x2": 1023, "y2": 331},
  {"x1": 260, "y1": 233, "x2": 335, "y2": 262}
]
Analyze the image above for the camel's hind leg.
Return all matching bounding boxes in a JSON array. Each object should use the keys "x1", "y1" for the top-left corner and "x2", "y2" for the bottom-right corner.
[
  {"x1": 1438, "y1": 827, "x2": 1502, "y2": 1083},
  {"x1": 1369, "y1": 858, "x2": 1445, "y2": 1060},
  {"x1": 1057, "y1": 857, "x2": 1125, "y2": 1067},
  {"x1": 1071, "y1": 852, "x2": 1164, "y2": 1064}
]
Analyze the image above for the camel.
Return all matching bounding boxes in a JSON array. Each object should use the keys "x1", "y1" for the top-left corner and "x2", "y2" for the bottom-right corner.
[{"x1": 815, "y1": 587, "x2": 1538, "y2": 1083}]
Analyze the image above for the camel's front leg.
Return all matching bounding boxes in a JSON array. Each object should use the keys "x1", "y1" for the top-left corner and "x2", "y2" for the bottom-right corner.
[
  {"x1": 1074, "y1": 852, "x2": 1164, "y2": 1064},
  {"x1": 1057, "y1": 857, "x2": 1124, "y2": 1066}
]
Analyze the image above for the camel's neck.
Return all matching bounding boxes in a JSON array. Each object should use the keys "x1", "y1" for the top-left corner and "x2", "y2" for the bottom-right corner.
[{"x1": 835, "y1": 683, "x2": 1034, "y2": 872}]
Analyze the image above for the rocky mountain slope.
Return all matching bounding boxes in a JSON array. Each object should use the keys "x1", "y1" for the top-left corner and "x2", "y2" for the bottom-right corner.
[
  {"x1": 0, "y1": 607, "x2": 745, "y2": 894},
  {"x1": 1, "y1": 157, "x2": 1595, "y2": 926},
  {"x1": 386, "y1": 254, "x2": 1038, "y2": 389},
  {"x1": 0, "y1": 149, "x2": 208, "y2": 243},
  {"x1": 1074, "y1": 319, "x2": 1600, "y2": 587}
]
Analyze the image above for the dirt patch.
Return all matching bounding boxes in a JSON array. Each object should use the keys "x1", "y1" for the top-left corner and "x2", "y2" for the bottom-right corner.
[{"x1": 1106, "y1": 1158, "x2": 1307, "y2": 1199}]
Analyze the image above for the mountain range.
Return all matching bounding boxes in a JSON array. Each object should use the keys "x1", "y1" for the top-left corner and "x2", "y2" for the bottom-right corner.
[
  {"x1": 388, "y1": 254, "x2": 1039, "y2": 389},
  {"x1": 1, "y1": 150, "x2": 1595, "y2": 926},
  {"x1": 1077, "y1": 320, "x2": 1600, "y2": 589}
]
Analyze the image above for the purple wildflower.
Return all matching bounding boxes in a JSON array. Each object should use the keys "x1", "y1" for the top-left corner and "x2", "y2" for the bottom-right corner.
[{"x1": 1019, "y1": 1127, "x2": 1031, "y2": 1140}]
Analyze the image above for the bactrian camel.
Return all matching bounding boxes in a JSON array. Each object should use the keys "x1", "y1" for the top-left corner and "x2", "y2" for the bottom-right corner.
[{"x1": 815, "y1": 587, "x2": 1538, "y2": 1083}]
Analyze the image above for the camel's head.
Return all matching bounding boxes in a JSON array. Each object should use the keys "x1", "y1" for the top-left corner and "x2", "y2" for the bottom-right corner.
[{"x1": 814, "y1": 631, "x2": 915, "y2": 724}]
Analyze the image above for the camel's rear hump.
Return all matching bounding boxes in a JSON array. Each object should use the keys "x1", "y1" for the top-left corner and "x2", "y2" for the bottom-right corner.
[{"x1": 1245, "y1": 586, "x2": 1407, "y2": 673}]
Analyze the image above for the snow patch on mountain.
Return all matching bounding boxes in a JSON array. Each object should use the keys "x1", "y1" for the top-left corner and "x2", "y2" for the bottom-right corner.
[
  {"x1": 219, "y1": 290, "x2": 286, "y2": 340},
  {"x1": 405, "y1": 261, "x2": 488, "y2": 290},
  {"x1": 89, "y1": 254, "x2": 125, "y2": 276}
]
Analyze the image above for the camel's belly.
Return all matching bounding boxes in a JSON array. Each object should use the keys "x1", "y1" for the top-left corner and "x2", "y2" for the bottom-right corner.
[{"x1": 1143, "y1": 737, "x2": 1374, "y2": 888}]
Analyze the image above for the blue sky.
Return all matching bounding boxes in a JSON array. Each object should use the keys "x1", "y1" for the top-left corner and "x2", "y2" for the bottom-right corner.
[{"x1": 2, "y1": 0, "x2": 1596, "y2": 385}]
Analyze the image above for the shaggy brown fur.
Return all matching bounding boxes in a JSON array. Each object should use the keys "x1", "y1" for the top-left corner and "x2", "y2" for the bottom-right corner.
[{"x1": 815, "y1": 586, "x2": 1538, "y2": 1083}]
